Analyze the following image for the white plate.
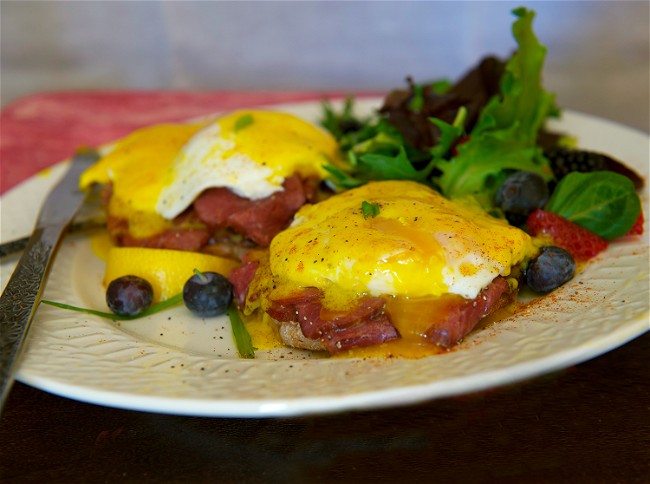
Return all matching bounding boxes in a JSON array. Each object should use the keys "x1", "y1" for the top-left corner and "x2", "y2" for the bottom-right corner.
[{"x1": 1, "y1": 100, "x2": 648, "y2": 417}]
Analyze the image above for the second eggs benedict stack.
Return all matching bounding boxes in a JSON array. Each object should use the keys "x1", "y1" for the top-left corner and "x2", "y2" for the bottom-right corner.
[{"x1": 80, "y1": 109, "x2": 341, "y2": 256}]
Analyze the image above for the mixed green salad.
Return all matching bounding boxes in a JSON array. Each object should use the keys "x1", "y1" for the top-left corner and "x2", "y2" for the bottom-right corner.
[{"x1": 320, "y1": 7, "x2": 642, "y2": 237}]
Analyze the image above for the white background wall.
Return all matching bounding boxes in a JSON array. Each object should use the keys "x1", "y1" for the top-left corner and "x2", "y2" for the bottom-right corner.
[{"x1": 1, "y1": 1, "x2": 648, "y2": 132}]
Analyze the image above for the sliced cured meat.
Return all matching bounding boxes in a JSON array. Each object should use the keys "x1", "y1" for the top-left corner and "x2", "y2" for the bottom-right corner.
[
  {"x1": 229, "y1": 260, "x2": 261, "y2": 308},
  {"x1": 321, "y1": 314, "x2": 399, "y2": 353},
  {"x1": 193, "y1": 174, "x2": 309, "y2": 246},
  {"x1": 299, "y1": 296, "x2": 386, "y2": 339},
  {"x1": 264, "y1": 287, "x2": 321, "y2": 322},
  {"x1": 120, "y1": 229, "x2": 211, "y2": 252},
  {"x1": 425, "y1": 276, "x2": 511, "y2": 348},
  {"x1": 263, "y1": 277, "x2": 513, "y2": 354},
  {"x1": 105, "y1": 193, "x2": 213, "y2": 252},
  {"x1": 104, "y1": 174, "x2": 320, "y2": 253},
  {"x1": 266, "y1": 289, "x2": 398, "y2": 354}
]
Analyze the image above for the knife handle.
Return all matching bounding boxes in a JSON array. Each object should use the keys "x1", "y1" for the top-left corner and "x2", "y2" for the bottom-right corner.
[{"x1": 0, "y1": 226, "x2": 62, "y2": 409}]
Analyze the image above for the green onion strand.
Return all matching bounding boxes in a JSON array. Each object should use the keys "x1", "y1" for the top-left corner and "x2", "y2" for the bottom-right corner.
[
  {"x1": 41, "y1": 294, "x2": 184, "y2": 321},
  {"x1": 228, "y1": 304, "x2": 256, "y2": 359}
]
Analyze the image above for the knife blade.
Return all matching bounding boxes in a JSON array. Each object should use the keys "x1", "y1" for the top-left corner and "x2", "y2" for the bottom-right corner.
[
  {"x1": 0, "y1": 207, "x2": 106, "y2": 259},
  {"x1": 0, "y1": 148, "x2": 100, "y2": 411}
]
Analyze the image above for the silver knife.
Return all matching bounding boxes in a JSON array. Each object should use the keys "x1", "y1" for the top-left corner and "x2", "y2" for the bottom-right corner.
[
  {"x1": 0, "y1": 148, "x2": 100, "y2": 411},
  {"x1": 0, "y1": 201, "x2": 106, "y2": 259}
]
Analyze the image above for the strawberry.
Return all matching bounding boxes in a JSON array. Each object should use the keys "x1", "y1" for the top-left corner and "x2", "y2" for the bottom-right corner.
[
  {"x1": 625, "y1": 211, "x2": 644, "y2": 236},
  {"x1": 526, "y1": 210, "x2": 608, "y2": 261}
]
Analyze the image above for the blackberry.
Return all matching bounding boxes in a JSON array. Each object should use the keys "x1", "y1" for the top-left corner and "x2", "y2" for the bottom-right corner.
[
  {"x1": 544, "y1": 146, "x2": 644, "y2": 189},
  {"x1": 544, "y1": 147, "x2": 607, "y2": 180}
]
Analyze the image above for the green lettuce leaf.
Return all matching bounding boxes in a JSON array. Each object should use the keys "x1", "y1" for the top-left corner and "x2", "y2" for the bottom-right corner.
[
  {"x1": 435, "y1": 7, "x2": 556, "y2": 204},
  {"x1": 323, "y1": 118, "x2": 434, "y2": 189},
  {"x1": 546, "y1": 171, "x2": 641, "y2": 240}
]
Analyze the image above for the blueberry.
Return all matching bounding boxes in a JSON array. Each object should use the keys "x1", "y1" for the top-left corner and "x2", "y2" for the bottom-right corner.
[
  {"x1": 526, "y1": 246, "x2": 576, "y2": 293},
  {"x1": 496, "y1": 171, "x2": 549, "y2": 226},
  {"x1": 106, "y1": 275, "x2": 154, "y2": 317},
  {"x1": 183, "y1": 271, "x2": 233, "y2": 317}
]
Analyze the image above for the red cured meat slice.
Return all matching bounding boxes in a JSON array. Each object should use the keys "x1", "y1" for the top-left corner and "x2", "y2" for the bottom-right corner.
[
  {"x1": 425, "y1": 277, "x2": 511, "y2": 348},
  {"x1": 265, "y1": 287, "x2": 321, "y2": 322},
  {"x1": 117, "y1": 227, "x2": 211, "y2": 252},
  {"x1": 321, "y1": 314, "x2": 399, "y2": 353},
  {"x1": 266, "y1": 276, "x2": 512, "y2": 353},
  {"x1": 299, "y1": 296, "x2": 387, "y2": 339},
  {"x1": 228, "y1": 260, "x2": 261, "y2": 308},
  {"x1": 105, "y1": 174, "x2": 316, "y2": 252},
  {"x1": 267, "y1": 289, "x2": 398, "y2": 354},
  {"x1": 193, "y1": 174, "x2": 308, "y2": 246}
]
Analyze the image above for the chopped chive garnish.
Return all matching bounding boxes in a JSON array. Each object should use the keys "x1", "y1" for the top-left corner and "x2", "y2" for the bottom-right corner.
[
  {"x1": 228, "y1": 304, "x2": 256, "y2": 359},
  {"x1": 234, "y1": 113, "x2": 254, "y2": 132},
  {"x1": 361, "y1": 200, "x2": 380, "y2": 219}
]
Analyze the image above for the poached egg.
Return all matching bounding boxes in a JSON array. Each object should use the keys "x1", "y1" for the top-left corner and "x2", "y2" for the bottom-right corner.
[
  {"x1": 268, "y1": 180, "x2": 538, "y2": 304},
  {"x1": 79, "y1": 110, "x2": 341, "y2": 239}
]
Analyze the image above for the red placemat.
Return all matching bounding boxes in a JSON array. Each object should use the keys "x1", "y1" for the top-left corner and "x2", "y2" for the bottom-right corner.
[{"x1": 0, "y1": 90, "x2": 371, "y2": 195}]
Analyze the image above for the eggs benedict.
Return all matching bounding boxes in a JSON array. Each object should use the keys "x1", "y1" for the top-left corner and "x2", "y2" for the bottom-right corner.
[
  {"x1": 79, "y1": 110, "x2": 341, "y2": 256},
  {"x1": 233, "y1": 180, "x2": 538, "y2": 355}
]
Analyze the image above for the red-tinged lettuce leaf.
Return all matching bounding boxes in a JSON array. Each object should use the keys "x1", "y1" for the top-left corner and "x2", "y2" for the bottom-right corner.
[{"x1": 379, "y1": 56, "x2": 506, "y2": 152}]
